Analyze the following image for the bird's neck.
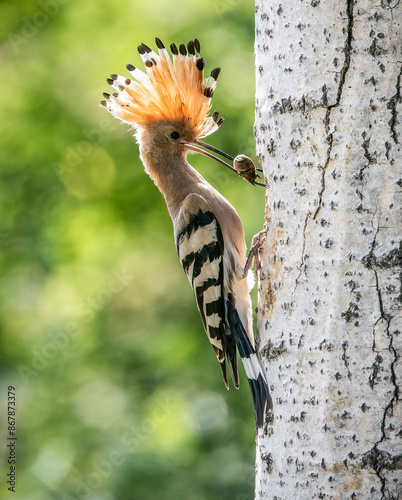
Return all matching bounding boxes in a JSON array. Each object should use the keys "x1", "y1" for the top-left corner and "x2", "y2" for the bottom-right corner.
[{"x1": 139, "y1": 147, "x2": 206, "y2": 220}]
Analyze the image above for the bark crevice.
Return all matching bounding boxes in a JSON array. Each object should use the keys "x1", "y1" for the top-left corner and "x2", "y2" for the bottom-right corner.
[
  {"x1": 387, "y1": 64, "x2": 402, "y2": 145},
  {"x1": 348, "y1": 447, "x2": 402, "y2": 500},
  {"x1": 356, "y1": 132, "x2": 377, "y2": 200},
  {"x1": 314, "y1": 0, "x2": 354, "y2": 220},
  {"x1": 362, "y1": 224, "x2": 400, "y2": 496},
  {"x1": 294, "y1": 213, "x2": 310, "y2": 291},
  {"x1": 341, "y1": 340, "x2": 352, "y2": 379}
]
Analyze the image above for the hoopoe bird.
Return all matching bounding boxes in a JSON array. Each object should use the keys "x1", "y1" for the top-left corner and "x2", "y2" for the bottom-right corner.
[{"x1": 101, "y1": 37, "x2": 272, "y2": 427}]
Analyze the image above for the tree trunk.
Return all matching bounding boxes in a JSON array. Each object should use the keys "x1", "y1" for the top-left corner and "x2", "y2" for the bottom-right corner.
[{"x1": 254, "y1": 0, "x2": 401, "y2": 498}]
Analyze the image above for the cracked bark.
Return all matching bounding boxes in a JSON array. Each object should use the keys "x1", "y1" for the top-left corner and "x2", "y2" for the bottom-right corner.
[
  {"x1": 254, "y1": 0, "x2": 401, "y2": 498},
  {"x1": 313, "y1": 0, "x2": 354, "y2": 221}
]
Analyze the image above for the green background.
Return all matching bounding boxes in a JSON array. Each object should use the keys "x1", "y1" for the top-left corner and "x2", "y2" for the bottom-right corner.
[{"x1": 0, "y1": 1, "x2": 265, "y2": 499}]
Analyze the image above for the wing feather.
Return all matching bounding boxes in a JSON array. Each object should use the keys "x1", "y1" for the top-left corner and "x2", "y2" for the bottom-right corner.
[{"x1": 175, "y1": 193, "x2": 239, "y2": 389}]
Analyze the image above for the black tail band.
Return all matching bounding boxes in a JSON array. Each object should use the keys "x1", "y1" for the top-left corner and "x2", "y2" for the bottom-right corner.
[{"x1": 226, "y1": 294, "x2": 273, "y2": 427}]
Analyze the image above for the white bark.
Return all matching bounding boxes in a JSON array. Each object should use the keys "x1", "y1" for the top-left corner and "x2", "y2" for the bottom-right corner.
[{"x1": 254, "y1": 0, "x2": 401, "y2": 498}]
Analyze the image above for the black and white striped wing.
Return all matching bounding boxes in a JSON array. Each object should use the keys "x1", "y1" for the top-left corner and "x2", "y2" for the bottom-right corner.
[{"x1": 175, "y1": 193, "x2": 238, "y2": 389}]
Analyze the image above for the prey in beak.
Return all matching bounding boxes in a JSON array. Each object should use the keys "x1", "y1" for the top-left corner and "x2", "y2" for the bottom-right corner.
[{"x1": 182, "y1": 138, "x2": 266, "y2": 187}]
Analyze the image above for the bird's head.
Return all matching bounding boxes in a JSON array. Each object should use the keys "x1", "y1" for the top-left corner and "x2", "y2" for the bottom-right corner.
[{"x1": 100, "y1": 38, "x2": 234, "y2": 162}]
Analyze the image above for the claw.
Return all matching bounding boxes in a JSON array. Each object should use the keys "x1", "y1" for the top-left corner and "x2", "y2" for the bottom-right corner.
[{"x1": 243, "y1": 230, "x2": 267, "y2": 279}]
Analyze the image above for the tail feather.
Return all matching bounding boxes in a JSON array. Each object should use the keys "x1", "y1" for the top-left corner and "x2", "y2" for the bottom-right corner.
[
  {"x1": 227, "y1": 296, "x2": 273, "y2": 427},
  {"x1": 219, "y1": 361, "x2": 229, "y2": 390},
  {"x1": 225, "y1": 332, "x2": 240, "y2": 389}
]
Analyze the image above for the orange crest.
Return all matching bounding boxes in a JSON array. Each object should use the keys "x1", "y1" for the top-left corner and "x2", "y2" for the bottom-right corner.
[{"x1": 101, "y1": 38, "x2": 224, "y2": 139}]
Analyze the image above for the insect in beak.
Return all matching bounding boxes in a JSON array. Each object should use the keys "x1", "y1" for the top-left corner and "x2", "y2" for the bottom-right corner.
[{"x1": 181, "y1": 139, "x2": 266, "y2": 187}]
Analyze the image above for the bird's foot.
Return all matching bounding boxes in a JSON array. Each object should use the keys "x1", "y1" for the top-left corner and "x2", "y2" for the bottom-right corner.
[{"x1": 242, "y1": 229, "x2": 267, "y2": 279}]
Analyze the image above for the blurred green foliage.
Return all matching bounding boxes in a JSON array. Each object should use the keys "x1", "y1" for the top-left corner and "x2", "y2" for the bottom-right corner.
[{"x1": 0, "y1": 1, "x2": 264, "y2": 499}]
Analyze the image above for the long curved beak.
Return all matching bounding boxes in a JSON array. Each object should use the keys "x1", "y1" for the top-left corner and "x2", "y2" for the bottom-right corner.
[
  {"x1": 193, "y1": 139, "x2": 236, "y2": 162},
  {"x1": 181, "y1": 139, "x2": 238, "y2": 174},
  {"x1": 181, "y1": 138, "x2": 266, "y2": 187}
]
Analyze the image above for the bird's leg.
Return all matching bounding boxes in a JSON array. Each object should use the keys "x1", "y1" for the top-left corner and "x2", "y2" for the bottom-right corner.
[{"x1": 242, "y1": 229, "x2": 267, "y2": 278}]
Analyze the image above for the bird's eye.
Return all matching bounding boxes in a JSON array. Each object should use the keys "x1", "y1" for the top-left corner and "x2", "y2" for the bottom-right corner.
[{"x1": 170, "y1": 131, "x2": 180, "y2": 140}]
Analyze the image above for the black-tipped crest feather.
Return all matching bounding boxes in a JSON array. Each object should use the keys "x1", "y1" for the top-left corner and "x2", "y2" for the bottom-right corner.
[
  {"x1": 196, "y1": 57, "x2": 205, "y2": 71},
  {"x1": 210, "y1": 67, "x2": 221, "y2": 80},
  {"x1": 155, "y1": 37, "x2": 165, "y2": 49},
  {"x1": 187, "y1": 40, "x2": 195, "y2": 55}
]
